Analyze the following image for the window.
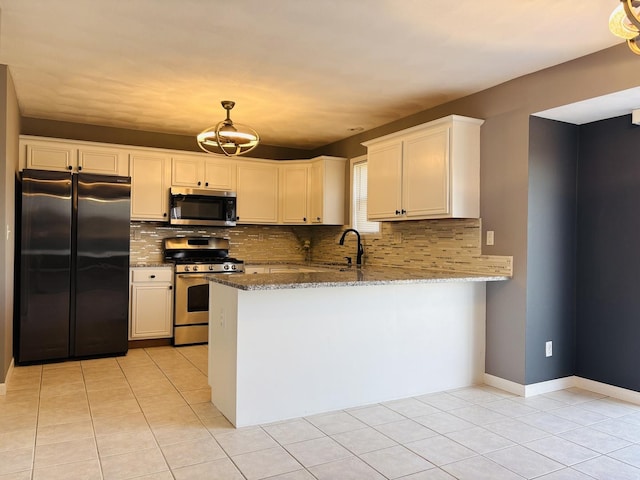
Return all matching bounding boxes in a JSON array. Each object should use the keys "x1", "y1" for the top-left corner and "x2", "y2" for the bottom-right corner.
[{"x1": 351, "y1": 156, "x2": 380, "y2": 234}]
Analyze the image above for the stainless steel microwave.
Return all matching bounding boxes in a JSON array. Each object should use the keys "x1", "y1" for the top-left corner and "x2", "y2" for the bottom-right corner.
[{"x1": 169, "y1": 187, "x2": 237, "y2": 227}]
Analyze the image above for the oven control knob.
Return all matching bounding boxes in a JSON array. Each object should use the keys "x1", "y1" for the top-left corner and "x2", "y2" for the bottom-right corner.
[
  {"x1": 184, "y1": 266, "x2": 190, "y2": 272},
  {"x1": 224, "y1": 264, "x2": 229, "y2": 270},
  {"x1": 193, "y1": 265, "x2": 199, "y2": 272},
  {"x1": 208, "y1": 265, "x2": 214, "y2": 271},
  {"x1": 231, "y1": 264, "x2": 237, "y2": 270}
]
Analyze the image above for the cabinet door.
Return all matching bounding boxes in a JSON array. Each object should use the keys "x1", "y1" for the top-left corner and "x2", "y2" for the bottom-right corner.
[
  {"x1": 280, "y1": 164, "x2": 309, "y2": 224},
  {"x1": 367, "y1": 141, "x2": 403, "y2": 220},
  {"x1": 172, "y1": 156, "x2": 204, "y2": 187},
  {"x1": 403, "y1": 126, "x2": 450, "y2": 217},
  {"x1": 236, "y1": 162, "x2": 279, "y2": 224},
  {"x1": 204, "y1": 158, "x2": 236, "y2": 190},
  {"x1": 130, "y1": 284, "x2": 173, "y2": 339},
  {"x1": 25, "y1": 143, "x2": 75, "y2": 172},
  {"x1": 309, "y1": 161, "x2": 324, "y2": 223},
  {"x1": 309, "y1": 157, "x2": 346, "y2": 225},
  {"x1": 130, "y1": 153, "x2": 171, "y2": 221},
  {"x1": 78, "y1": 146, "x2": 127, "y2": 176}
]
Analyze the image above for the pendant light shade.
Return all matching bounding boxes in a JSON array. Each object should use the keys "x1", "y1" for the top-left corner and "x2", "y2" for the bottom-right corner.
[
  {"x1": 609, "y1": 0, "x2": 640, "y2": 55},
  {"x1": 197, "y1": 101, "x2": 260, "y2": 156}
]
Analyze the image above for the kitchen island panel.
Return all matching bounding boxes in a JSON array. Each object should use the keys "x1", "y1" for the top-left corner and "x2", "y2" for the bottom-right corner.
[{"x1": 209, "y1": 281, "x2": 486, "y2": 427}]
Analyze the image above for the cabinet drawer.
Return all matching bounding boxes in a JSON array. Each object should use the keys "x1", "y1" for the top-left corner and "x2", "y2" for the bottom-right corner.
[{"x1": 131, "y1": 268, "x2": 173, "y2": 283}]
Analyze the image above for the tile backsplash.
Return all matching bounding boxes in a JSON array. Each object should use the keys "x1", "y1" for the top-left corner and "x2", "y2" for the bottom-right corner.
[
  {"x1": 130, "y1": 218, "x2": 512, "y2": 276},
  {"x1": 130, "y1": 223, "x2": 310, "y2": 265},
  {"x1": 307, "y1": 219, "x2": 512, "y2": 275}
]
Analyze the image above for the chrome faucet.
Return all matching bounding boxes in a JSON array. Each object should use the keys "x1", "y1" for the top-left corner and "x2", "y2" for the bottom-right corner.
[{"x1": 339, "y1": 228, "x2": 363, "y2": 267}]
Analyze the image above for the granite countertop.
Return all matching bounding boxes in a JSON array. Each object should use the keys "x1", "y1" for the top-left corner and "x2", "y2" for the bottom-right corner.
[{"x1": 208, "y1": 265, "x2": 510, "y2": 291}]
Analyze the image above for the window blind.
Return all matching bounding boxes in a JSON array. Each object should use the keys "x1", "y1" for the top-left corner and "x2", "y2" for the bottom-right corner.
[{"x1": 352, "y1": 160, "x2": 379, "y2": 234}]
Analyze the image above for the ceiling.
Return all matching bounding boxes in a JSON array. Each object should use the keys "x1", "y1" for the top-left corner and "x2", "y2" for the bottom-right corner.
[{"x1": 0, "y1": 1, "x2": 627, "y2": 150}]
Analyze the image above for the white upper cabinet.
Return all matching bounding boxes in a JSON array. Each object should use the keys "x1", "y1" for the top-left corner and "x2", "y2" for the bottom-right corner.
[
  {"x1": 77, "y1": 145, "x2": 128, "y2": 176},
  {"x1": 366, "y1": 141, "x2": 403, "y2": 219},
  {"x1": 364, "y1": 115, "x2": 483, "y2": 221},
  {"x1": 279, "y1": 162, "x2": 310, "y2": 224},
  {"x1": 204, "y1": 158, "x2": 236, "y2": 191},
  {"x1": 171, "y1": 156, "x2": 203, "y2": 187},
  {"x1": 19, "y1": 136, "x2": 346, "y2": 226},
  {"x1": 236, "y1": 160, "x2": 279, "y2": 224},
  {"x1": 21, "y1": 137, "x2": 128, "y2": 176},
  {"x1": 279, "y1": 157, "x2": 346, "y2": 225},
  {"x1": 130, "y1": 152, "x2": 171, "y2": 221},
  {"x1": 309, "y1": 156, "x2": 346, "y2": 225},
  {"x1": 172, "y1": 155, "x2": 236, "y2": 191}
]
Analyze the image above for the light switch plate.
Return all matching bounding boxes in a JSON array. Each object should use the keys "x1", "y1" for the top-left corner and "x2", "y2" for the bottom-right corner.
[{"x1": 486, "y1": 230, "x2": 495, "y2": 246}]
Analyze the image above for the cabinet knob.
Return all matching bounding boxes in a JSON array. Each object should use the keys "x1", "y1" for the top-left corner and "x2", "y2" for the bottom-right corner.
[
  {"x1": 236, "y1": 216, "x2": 240, "y2": 221},
  {"x1": 205, "y1": 182, "x2": 209, "y2": 187},
  {"x1": 303, "y1": 217, "x2": 307, "y2": 222},
  {"x1": 401, "y1": 209, "x2": 406, "y2": 214},
  {"x1": 197, "y1": 181, "x2": 201, "y2": 186},
  {"x1": 163, "y1": 212, "x2": 167, "y2": 217},
  {"x1": 395, "y1": 210, "x2": 401, "y2": 215},
  {"x1": 78, "y1": 165, "x2": 82, "y2": 171},
  {"x1": 67, "y1": 165, "x2": 73, "y2": 171},
  {"x1": 169, "y1": 285, "x2": 173, "y2": 290},
  {"x1": 150, "y1": 275, "x2": 156, "y2": 279},
  {"x1": 316, "y1": 216, "x2": 321, "y2": 221}
]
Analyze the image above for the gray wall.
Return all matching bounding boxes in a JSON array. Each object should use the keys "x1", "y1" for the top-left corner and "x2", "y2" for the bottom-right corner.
[
  {"x1": 0, "y1": 66, "x2": 20, "y2": 382},
  {"x1": 576, "y1": 114, "x2": 640, "y2": 391},
  {"x1": 526, "y1": 117, "x2": 578, "y2": 384},
  {"x1": 21, "y1": 117, "x2": 311, "y2": 160},
  {"x1": 315, "y1": 43, "x2": 640, "y2": 386}
]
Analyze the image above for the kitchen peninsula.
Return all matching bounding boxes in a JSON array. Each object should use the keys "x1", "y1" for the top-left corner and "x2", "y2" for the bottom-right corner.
[{"x1": 207, "y1": 267, "x2": 509, "y2": 427}]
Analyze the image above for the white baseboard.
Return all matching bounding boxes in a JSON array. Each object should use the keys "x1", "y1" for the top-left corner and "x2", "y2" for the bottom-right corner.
[
  {"x1": 484, "y1": 373, "x2": 526, "y2": 396},
  {"x1": 485, "y1": 373, "x2": 640, "y2": 406},
  {"x1": 0, "y1": 358, "x2": 15, "y2": 396},
  {"x1": 574, "y1": 377, "x2": 640, "y2": 406},
  {"x1": 523, "y1": 376, "x2": 575, "y2": 397}
]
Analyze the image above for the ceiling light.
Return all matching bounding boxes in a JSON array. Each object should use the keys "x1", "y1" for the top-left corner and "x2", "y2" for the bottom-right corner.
[
  {"x1": 197, "y1": 101, "x2": 259, "y2": 156},
  {"x1": 609, "y1": 0, "x2": 640, "y2": 54}
]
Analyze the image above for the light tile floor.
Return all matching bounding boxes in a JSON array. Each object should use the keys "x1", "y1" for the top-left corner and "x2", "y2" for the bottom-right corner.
[{"x1": 2, "y1": 346, "x2": 640, "y2": 479}]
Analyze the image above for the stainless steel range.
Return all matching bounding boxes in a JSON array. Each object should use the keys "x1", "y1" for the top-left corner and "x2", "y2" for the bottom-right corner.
[{"x1": 164, "y1": 237, "x2": 244, "y2": 346}]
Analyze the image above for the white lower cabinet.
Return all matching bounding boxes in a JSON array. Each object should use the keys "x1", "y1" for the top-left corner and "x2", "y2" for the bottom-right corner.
[{"x1": 129, "y1": 267, "x2": 174, "y2": 340}]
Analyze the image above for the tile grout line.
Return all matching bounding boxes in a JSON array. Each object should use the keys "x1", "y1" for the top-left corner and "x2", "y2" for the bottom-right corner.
[
  {"x1": 80, "y1": 359, "x2": 106, "y2": 480},
  {"x1": 30, "y1": 364, "x2": 43, "y2": 480},
  {"x1": 116, "y1": 349, "x2": 176, "y2": 479}
]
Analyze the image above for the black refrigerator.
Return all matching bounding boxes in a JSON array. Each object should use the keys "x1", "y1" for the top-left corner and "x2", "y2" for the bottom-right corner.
[{"x1": 15, "y1": 169, "x2": 131, "y2": 364}]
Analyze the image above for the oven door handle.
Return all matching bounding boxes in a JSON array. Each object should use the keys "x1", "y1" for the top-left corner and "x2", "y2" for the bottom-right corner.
[
  {"x1": 176, "y1": 273, "x2": 210, "y2": 279},
  {"x1": 175, "y1": 273, "x2": 212, "y2": 286}
]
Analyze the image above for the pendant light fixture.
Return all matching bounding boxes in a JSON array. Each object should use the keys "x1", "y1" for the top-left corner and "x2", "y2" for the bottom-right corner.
[
  {"x1": 197, "y1": 101, "x2": 260, "y2": 156},
  {"x1": 609, "y1": 0, "x2": 640, "y2": 55}
]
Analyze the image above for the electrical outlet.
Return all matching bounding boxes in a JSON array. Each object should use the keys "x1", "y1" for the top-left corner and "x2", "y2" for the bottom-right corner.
[
  {"x1": 545, "y1": 341, "x2": 553, "y2": 357},
  {"x1": 486, "y1": 230, "x2": 495, "y2": 246}
]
